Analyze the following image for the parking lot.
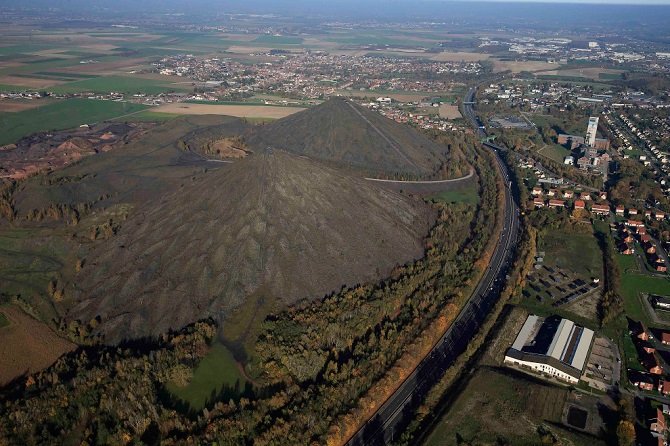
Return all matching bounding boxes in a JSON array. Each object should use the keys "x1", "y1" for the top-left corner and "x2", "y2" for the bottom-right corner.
[{"x1": 582, "y1": 336, "x2": 621, "y2": 391}]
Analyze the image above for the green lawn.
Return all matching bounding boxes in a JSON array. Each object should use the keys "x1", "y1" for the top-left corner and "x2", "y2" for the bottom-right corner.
[
  {"x1": 167, "y1": 342, "x2": 246, "y2": 411},
  {"x1": 50, "y1": 76, "x2": 189, "y2": 95},
  {"x1": 538, "y1": 144, "x2": 570, "y2": 164},
  {"x1": 0, "y1": 311, "x2": 9, "y2": 328},
  {"x1": 428, "y1": 188, "x2": 479, "y2": 205},
  {"x1": 541, "y1": 229, "x2": 603, "y2": 277},
  {"x1": 0, "y1": 99, "x2": 148, "y2": 145},
  {"x1": 615, "y1": 254, "x2": 670, "y2": 326}
]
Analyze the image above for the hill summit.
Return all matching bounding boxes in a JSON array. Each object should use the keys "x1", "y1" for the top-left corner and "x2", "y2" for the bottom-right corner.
[
  {"x1": 245, "y1": 98, "x2": 446, "y2": 177},
  {"x1": 71, "y1": 150, "x2": 434, "y2": 343}
]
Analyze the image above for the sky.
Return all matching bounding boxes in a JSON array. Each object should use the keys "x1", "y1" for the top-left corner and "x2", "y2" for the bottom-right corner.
[{"x1": 470, "y1": 0, "x2": 670, "y2": 3}]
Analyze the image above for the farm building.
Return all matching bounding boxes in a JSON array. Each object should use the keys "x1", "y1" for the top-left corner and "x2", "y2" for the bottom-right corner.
[{"x1": 504, "y1": 315, "x2": 595, "y2": 384}]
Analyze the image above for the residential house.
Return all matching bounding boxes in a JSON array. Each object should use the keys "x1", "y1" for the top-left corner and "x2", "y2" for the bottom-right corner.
[
  {"x1": 549, "y1": 199, "x2": 565, "y2": 208},
  {"x1": 574, "y1": 200, "x2": 586, "y2": 210},
  {"x1": 627, "y1": 220, "x2": 645, "y2": 228},
  {"x1": 619, "y1": 244, "x2": 634, "y2": 255},
  {"x1": 592, "y1": 204, "x2": 610, "y2": 215},
  {"x1": 533, "y1": 198, "x2": 545, "y2": 208},
  {"x1": 616, "y1": 205, "x2": 625, "y2": 215},
  {"x1": 650, "y1": 408, "x2": 667, "y2": 438}
]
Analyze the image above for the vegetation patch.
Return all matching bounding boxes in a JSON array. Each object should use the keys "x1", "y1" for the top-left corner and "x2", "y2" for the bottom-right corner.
[
  {"x1": 166, "y1": 342, "x2": 247, "y2": 411},
  {"x1": 422, "y1": 368, "x2": 602, "y2": 446},
  {"x1": 50, "y1": 75, "x2": 189, "y2": 95},
  {"x1": 0, "y1": 99, "x2": 148, "y2": 145},
  {"x1": 427, "y1": 187, "x2": 478, "y2": 205}
]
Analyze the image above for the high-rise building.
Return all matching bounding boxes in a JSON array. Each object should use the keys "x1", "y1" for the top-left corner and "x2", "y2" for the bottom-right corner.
[{"x1": 585, "y1": 117, "x2": 599, "y2": 147}]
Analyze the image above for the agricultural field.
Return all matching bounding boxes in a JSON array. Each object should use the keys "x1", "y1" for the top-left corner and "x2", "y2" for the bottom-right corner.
[
  {"x1": 152, "y1": 102, "x2": 305, "y2": 119},
  {"x1": 0, "y1": 99, "x2": 51, "y2": 112},
  {"x1": 493, "y1": 59, "x2": 564, "y2": 74},
  {"x1": 536, "y1": 67, "x2": 625, "y2": 81},
  {"x1": 438, "y1": 104, "x2": 462, "y2": 120},
  {"x1": 0, "y1": 99, "x2": 148, "y2": 145},
  {"x1": 49, "y1": 75, "x2": 189, "y2": 95},
  {"x1": 166, "y1": 342, "x2": 247, "y2": 411}
]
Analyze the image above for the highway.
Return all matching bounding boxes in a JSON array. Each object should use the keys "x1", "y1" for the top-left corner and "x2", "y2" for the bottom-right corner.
[{"x1": 346, "y1": 87, "x2": 520, "y2": 446}]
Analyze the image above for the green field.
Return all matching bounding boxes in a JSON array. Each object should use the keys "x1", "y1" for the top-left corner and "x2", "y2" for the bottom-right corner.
[
  {"x1": 0, "y1": 311, "x2": 9, "y2": 328},
  {"x1": 0, "y1": 83, "x2": 31, "y2": 92},
  {"x1": 167, "y1": 342, "x2": 246, "y2": 411},
  {"x1": 50, "y1": 76, "x2": 189, "y2": 95},
  {"x1": 617, "y1": 254, "x2": 670, "y2": 323},
  {"x1": 0, "y1": 99, "x2": 148, "y2": 145},
  {"x1": 253, "y1": 35, "x2": 304, "y2": 45},
  {"x1": 538, "y1": 144, "x2": 570, "y2": 164},
  {"x1": 541, "y1": 228, "x2": 603, "y2": 277},
  {"x1": 428, "y1": 188, "x2": 479, "y2": 205}
]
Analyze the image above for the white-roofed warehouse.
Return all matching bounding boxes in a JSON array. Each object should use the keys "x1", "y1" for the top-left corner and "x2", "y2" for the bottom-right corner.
[{"x1": 504, "y1": 314, "x2": 595, "y2": 384}]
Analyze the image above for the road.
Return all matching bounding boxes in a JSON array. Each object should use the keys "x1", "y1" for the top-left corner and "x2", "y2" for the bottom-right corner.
[
  {"x1": 363, "y1": 168, "x2": 474, "y2": 184},
  {"x1": 345, "y1": 87, "x2": 520, "y2": 445}
]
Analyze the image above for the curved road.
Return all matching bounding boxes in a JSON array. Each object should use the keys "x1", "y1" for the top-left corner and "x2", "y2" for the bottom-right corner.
[
  {"x1": 363, "y1": 167, "x2": 475, "y2": 184},
  {"x1": 345, "y1": 87, "x2": 520, "y2": 446}
]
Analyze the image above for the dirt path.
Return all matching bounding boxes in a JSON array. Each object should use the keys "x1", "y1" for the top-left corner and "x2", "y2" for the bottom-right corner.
[{"x1": 364, "y1": 167, "x2": 474, "y2": 184}]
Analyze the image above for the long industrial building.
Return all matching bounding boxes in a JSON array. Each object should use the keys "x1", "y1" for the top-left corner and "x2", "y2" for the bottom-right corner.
[{"x1": 504, "y1": 315, "x2": 595, "y2": 384}]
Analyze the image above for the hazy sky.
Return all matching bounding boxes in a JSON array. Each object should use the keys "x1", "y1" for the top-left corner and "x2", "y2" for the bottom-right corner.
[{"x1": 460, "y1": 0, "x2": 670, "y2": 3}]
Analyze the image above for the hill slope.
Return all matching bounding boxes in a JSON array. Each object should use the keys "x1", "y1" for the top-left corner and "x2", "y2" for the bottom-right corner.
[
  {"x1": 70, "y1": 150, "x2": 434, "y2": 343},
  {"x1": 244, "y1": 98, "x2": 446, "y2": 177}
]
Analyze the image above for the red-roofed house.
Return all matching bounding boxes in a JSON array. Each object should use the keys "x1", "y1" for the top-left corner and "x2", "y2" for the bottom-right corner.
[
  {"x1": 650, "y1": 408, "x2": 667, "y2": 436},
  {"x1": 662, "y1": 332, "x2": 670, "y2": 345},
  {"x1": 574, "y1": 200, "x2": 586, "y2": 210},
  {"x1": 656, "y1": 212, "x2": 666, "y2": 220},
  {"x1": 616, "y1": 205, "x2": 625, "y2": 215},
  {"x1": 592, "y1": 204, "x2": 610, "y2": 215},
  {"x1": 659, "y1": 380, "x2": 670, "y2": 396},
  {"x1": 549, "y1": 199, "x2": 565, "y2": 208},
  {"x1": 533, "y1": 198, "x2": 545, "y2": 208},
  {"x1": 627, "y1": 220, "x2": 645, "y2": 228}
]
